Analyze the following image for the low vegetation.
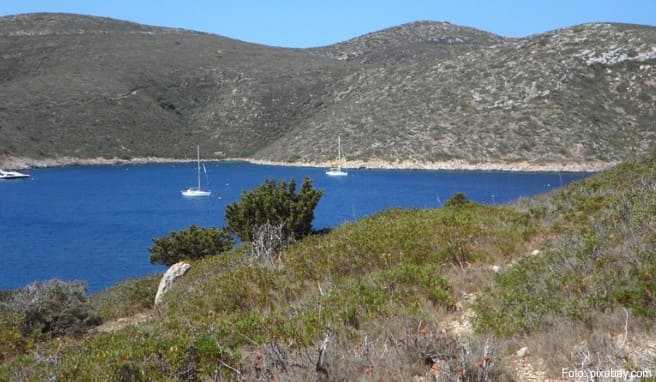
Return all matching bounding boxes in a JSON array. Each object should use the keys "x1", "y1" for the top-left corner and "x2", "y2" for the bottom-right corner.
[
  {"x1": 2, "y1": 156, "x2": 656, "y2": 380},
  {"x1": 476, "y1": 156, "x2": 656, "y2": 334},
  {"x1": 92, "y1": 275, "x2": 160, "y2": 322}
]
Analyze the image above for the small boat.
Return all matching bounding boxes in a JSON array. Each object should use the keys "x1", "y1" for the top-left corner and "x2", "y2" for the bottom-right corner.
[
  {"x1": 0, "y1": 169, "x2": 30, "y2": 180},
  {"x1": 326, "y1": 135, "x2": 348, "y2": 177},
  {"x1": 181, "y1": 145, "x2": 211, "y2": 197}
]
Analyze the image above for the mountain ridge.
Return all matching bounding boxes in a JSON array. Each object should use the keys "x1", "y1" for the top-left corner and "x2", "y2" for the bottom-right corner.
[{"x1": 1, "y1": 13, "x2": 655, "y2": 169}]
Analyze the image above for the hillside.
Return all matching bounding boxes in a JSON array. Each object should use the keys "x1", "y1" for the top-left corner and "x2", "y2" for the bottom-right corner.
[
  {"x1": 1, "y1": 153, "x2": 655, "y2": 380},
  {"x1": 1, "y1": 13, "x2": 655, "y2": 169},
  {"x1": 307, "y1": 20, "x2": 504, "y2": 64}
]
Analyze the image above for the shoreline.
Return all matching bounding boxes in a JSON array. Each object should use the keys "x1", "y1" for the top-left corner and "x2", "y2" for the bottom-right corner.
[{"x1": 0, "y1": 155, "x2": 616, "y2": 173}]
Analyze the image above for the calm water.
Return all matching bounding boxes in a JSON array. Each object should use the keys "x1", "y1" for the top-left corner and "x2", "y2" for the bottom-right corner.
[{"x1": 0, "y1": 162, "x2": 590, "y2": 292}]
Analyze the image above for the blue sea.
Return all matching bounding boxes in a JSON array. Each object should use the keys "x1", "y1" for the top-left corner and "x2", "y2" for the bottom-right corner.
[{"x1": 0, "y1": 162, "x2": 590, "y2": 292}]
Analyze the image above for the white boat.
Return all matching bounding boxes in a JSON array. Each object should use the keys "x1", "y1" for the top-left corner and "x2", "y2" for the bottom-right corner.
[
  {"x1": 325, "y1": 135, "x2": 348, "y2": 177},
  {"x1": 0, "y1": 169, "x2": 30, "y2": 180},
  {"x1": 181, "y1": 145, "x2": 211, "y2": 197}
]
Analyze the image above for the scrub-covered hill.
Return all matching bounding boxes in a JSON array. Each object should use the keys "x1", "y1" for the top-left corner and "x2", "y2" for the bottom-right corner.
[{"x1": 1, "y1": 13, "x2": 655, "y2": 170}]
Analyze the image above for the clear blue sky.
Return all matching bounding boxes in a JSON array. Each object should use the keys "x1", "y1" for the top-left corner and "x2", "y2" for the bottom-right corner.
[{"x1": 1, "y1": 0, "x2": 654, "y2": 47}]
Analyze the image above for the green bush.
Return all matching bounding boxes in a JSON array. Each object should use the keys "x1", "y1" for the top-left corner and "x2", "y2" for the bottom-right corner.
[
  {"x1": 444, "y1": 192, "x2": 472, "y2": 208},
  {"x1": 9, "y1": 280, "x2": 101, "y2": 338},
  {"x1": 149, "y1": 225, "x2": 234, "y2": 266},
  {"x1": 225, "y1": 178, "x2": 323, "y2": 242}
]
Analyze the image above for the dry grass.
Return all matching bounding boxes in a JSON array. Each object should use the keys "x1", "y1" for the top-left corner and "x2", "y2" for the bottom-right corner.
[{"x1": 239, "y1": 318, "x2": 515, "y2": 381}]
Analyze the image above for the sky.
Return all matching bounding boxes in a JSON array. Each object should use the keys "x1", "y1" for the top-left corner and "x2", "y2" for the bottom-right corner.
[{"x1": 1, "y1": 0, "x2": 655, "y2": 48}]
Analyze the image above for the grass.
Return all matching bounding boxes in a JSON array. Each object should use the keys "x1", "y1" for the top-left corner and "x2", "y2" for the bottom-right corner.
[{"x1": 91, "y1": 275, "x2": 161, "y2": 322}]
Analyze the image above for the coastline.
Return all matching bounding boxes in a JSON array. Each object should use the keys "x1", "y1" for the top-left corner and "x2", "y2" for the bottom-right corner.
[
  {"x1": 0, "y1": 155, "x2": 616, "y2": 173},
  {"x1": 236, "y1": 158, "x2": 615, "y2": 173}
]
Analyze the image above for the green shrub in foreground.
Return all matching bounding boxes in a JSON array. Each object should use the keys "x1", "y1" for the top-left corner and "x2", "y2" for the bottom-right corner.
[
  {"x1": 225, "y1": 177, "x2": 323, "y2": 242},
  {"x1": 149, "y1": 225, "x2": 234, "y2": 266},
  {"x1": 9, "y1": 280, "x2": 101, "y2": 339}
]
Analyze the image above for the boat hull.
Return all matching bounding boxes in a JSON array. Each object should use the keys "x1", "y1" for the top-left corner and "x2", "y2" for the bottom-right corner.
[
  {"x1": 0, "y1": 171, "x2": 30, "y2": 180},
  {"x1": 325, "y1": 170, "x2": 348, "y2": 176},
  {"x1": 181, "y1": 189, "x2": 211, "y2": 197}
]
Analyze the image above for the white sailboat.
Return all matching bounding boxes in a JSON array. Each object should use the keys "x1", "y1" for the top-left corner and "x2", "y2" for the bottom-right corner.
[
  {"x1": 325, "y1": 135, "x2": 348, "y2": 177},
  {"x1": 0, "y1": 169, "x2": 30, "y2": 180},
  {"x1": 181, "y1": 145, "x2": 211, "y2": 197}
]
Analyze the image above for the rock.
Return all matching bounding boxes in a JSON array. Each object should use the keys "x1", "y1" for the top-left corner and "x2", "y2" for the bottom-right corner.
[
  {"x1": 531, "y1": 249, "x2": 541, "y2": 256},
  {"x1": 491, "y1": 265, "x2": 501, "y2": 273},
  {"x1": 154, "y1": 262, "x2": 191, "y2": 305},
  {"x1": 516, "y1": 346, "x2": 529, "y2": 358}
]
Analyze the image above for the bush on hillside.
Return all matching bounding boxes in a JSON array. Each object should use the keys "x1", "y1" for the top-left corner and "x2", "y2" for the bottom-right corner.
[
  {"x1": 8, "y1": 280, "x2": 101, "y2": 338},
  {"x1": 444, "y1": 192, "x2": 472, "y2": 208},
  {"x1": 225, "y1": 178, "x2": 323, "y2": 242},
  {"x1": 149, "y1": 225, "x2": 234, "y2": 267}
]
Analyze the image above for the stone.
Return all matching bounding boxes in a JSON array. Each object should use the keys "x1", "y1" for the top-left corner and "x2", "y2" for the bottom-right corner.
[
  {"x1": 154, "y1": 262, "x2": 191, "y2": 305},
  {"x1": 531, "y1": 249, "x2": 541, "y2": 256},
  {"x1": 491, "y1": 265, "x2": 501, "y2": 273},
  {"x1": 516, "y1": 346, "x2": 529, "y2": 358}
]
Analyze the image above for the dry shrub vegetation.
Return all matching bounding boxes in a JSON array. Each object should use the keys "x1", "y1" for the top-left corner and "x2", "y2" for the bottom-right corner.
[{"x1": 2, "y1": 155, "x2": 656, "y2": 380}]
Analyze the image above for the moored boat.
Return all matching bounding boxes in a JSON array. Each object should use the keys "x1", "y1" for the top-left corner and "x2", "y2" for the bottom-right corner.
[
  {"x1": 0, "y1": 169, "x2": 30, "y2": 180},
  {"x1": 181, "y1": 145, "x2": 212, "y2": 197},
  {"x1": 326, "y1": 135, "x2": 348, "y2": 177}
]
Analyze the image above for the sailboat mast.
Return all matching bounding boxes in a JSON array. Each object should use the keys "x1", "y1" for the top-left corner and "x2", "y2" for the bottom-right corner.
[{"x1": 196, "y1": 145, "x2": 201, "y2": 190}]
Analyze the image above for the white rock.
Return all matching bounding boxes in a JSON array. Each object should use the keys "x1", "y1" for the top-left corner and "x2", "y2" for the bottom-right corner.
[
  {"x1": 154, "y1": 262, "x2": 191, "y2": 305},
  {"x1": 491, "y1": 265, "x2": 501, "y2": 273},
  {"x1": 531, "y1": 249, "x2": 541, "y2": 256},
  {"x1": 516, "y1": 346, "x2": 529, "y2": 358}
]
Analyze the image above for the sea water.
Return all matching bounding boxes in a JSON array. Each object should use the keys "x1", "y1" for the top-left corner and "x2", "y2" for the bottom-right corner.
[{"x1": 0, "y1": 162, "x2": 590, "y2": 292}]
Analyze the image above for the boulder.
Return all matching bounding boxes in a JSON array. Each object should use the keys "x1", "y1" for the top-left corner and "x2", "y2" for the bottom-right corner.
[
  {"x1": 154, "y1": 262, "x2": 191, "y2": 305},
  {"x1": 516, "y1": 346, "x2": 529, "y2": 358}
]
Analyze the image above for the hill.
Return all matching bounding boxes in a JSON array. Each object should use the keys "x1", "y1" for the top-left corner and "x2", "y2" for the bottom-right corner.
[{"x1": 1, "y1": 13, "x2": 655, "y2": 169}]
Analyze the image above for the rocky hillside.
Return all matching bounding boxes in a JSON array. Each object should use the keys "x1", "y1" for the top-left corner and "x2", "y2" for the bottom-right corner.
[
  {"x1": 308, "y1": 20, "x2": 504, "y2": 64},
  {"x1": 1, "y1": 13, "x2": 655, "y2": 168}
]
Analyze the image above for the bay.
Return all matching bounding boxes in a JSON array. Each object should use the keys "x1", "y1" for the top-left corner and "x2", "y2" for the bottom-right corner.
[{"x1": 0, "y1": 162, "x2": 589, "y2": 292}]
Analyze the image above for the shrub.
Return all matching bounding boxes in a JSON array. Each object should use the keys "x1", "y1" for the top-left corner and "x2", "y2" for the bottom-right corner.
[
  {"x1": 9, "y1": 280, "x2": 101, "y2": 338},
  {"x1": 225, "y1": 178, "x2": 323, "y2": 242},
  {"x1": 149, "y1": 225, "x2": 234, "y2": 266},
  {"x1": 444, "y1": 192, "x2": 472, "y2": 208},
  {"x1": 115, "y1": 361, "x2": 145, "y2": 382}
]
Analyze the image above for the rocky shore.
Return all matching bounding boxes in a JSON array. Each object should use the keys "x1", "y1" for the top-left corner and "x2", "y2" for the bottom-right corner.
[
  {"x1": 238, "y1": 158, "x2": 616, "y2": 172},
  {"x1": 0, "y1": 155, "x2": 615, "y2": 172}
]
